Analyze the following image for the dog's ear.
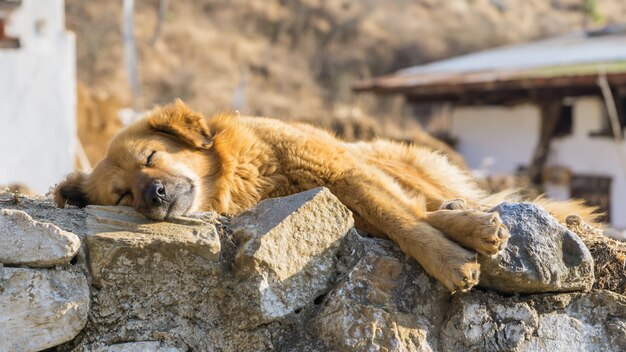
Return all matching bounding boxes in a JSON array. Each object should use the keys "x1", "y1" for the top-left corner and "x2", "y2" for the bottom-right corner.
[
  {"x1": 147, "y1": 99, "x2": 213, "y2": 149},
  {"x1": 54, "y1": 172, "x2": 89, "y2": 208}
]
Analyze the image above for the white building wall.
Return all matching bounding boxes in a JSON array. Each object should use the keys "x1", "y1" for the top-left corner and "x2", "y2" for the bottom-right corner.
[
  {"x1": 451, "y1": 97, "x2": 626, "y2": 228},
  {"x1": 0, "y1": 0, "x2": 76, "y2": 194},
  {"x1": 450, "y1": 104, "x2": 540, "y2": 174},
  {"x1": 548, "y1": 97, "x2": 626, "y2": 229}
]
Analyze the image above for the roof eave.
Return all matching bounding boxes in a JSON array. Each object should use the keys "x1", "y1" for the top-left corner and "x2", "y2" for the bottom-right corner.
[{"x1": 353, "y1": 72, "x2": 626, "y2": 102}]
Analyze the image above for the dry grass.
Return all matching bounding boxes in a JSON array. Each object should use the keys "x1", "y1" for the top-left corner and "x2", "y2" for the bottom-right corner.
[
  {"x1": 76, "y1": 83, "x2": 125, "y2": 165},
  {"x1": 65, "y1": 0, "x2": 626, "y2": 120}
]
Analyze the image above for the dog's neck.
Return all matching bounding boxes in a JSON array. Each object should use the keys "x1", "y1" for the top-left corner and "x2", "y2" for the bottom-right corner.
[{"x1": 200, "y1": 114, "x2": 284, "y2": 215}]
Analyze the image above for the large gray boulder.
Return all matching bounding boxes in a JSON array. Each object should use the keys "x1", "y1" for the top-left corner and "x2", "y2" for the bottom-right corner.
[
  {"x1": 0, "y1": 208, "x2": 80, "y2": 267},
  {"x1": 230, "y1": 187, "x2": 354, "y2": 327},
  {"x1": 0, "y1": 267, "x2": 89, "y2": 352},
  {"x1": 479, "y1": 202, "x2": 594, "y2": 293}
]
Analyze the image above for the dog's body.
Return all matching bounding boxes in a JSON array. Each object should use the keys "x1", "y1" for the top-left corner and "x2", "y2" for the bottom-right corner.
[{"x1": 55, "y1": 101, "x2": 599, "y2": 292}]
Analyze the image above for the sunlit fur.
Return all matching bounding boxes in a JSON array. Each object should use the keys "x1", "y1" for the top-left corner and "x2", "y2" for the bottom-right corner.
[{"x1": 55, "y1": 100, "x2": 601, "y2": 292}]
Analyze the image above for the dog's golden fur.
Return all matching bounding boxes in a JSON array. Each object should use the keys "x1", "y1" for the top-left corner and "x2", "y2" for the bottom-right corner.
[{"x1": 55, "y1": 100, "x2": 600, "y2": 292}]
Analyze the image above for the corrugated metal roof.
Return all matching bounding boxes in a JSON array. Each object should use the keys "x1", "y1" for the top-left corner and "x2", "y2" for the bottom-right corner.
[
  {"x1": 402, "y1": 30, "x2": 626, "y2": 75},
  {"x1": 355, "y1": 27, "x2": 626, "y2": 98}
]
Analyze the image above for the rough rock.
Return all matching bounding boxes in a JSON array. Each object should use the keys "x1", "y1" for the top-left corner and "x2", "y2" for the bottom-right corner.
[
  {"x1": 0, "y1": 267, "x2": 90, "y2": 352},
  {"x1": 442, "y1": 290, "x2": 626, "y2": 352},
  {"x1": 480, "y1": 202, "x2": 594, "y2": 293},
  {"x1": 313, "y1": 240, "x2": 450, "y2": 352},
  {"x1": 230, "y1": 187, "x2": 354, "y2": 326},
  {"x1": 0, "y1": 208, "x2": 80, "y2": 267}
]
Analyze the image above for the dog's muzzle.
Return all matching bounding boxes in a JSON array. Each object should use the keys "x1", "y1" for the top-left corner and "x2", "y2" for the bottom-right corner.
[
  {"x1": 135, "y1": 177, "x2": 195, "y2": 220},
  {"x1": 144, "y1": 180, "x2": 167, "y2": 207}
]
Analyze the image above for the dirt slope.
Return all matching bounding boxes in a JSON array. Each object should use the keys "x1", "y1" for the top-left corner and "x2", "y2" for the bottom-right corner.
[{"x1": 65, "y1": 0, "x2": 626, "y2": 164}]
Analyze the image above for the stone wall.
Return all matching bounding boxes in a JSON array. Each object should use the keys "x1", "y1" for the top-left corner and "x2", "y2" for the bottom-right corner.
[{"x1": 0, "y1": 188, "x2": 625, "y2": 351}]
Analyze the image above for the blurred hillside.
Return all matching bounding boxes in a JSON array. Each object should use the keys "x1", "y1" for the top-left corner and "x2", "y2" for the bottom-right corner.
[{"x1": 65, "y1": 0, "x2": 626, "y2": 163}]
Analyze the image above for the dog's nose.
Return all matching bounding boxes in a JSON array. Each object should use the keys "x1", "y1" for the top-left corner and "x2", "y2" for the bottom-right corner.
[{"x1": 144, "y1": 181, "x2": 166, "y2": 207}]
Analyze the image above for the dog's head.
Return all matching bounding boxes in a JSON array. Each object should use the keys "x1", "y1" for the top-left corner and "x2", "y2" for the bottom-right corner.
[{"x1": 55, "y1": 100, "x2": 216, "y2": 220}]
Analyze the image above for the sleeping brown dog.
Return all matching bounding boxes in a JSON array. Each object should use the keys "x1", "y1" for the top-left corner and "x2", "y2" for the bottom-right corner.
[{"x1": 55, "y1": 100, "x2": 599, "y2": 292}]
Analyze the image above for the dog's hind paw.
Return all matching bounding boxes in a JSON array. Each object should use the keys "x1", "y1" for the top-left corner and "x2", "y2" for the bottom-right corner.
[
  {"x1": 439, "y1": 198, "x2": 468, "y2": 210},
  {"x1": 440, "y1": 252, "x2": 480, "y2": 293},
  {"x1": 472, "y1": 212, "x2": 510, "y2": 257},
  {"x1": 427, "y1": 210, "x2": 510, "y2": 257}
]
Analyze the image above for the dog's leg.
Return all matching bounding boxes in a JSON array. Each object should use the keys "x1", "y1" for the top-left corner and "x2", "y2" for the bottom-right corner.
[
  {"x1": 426, "y1": 209, "x2": 510, "y2": 256},
  {"x1": 392, "y1": 221, "x2": 480, "y2": 292},
  {"x1": 353, "y1": 214, "x2": 387, "y2": 238},
  {"x1": 331, "y1": 170, "x2": 480, "y2": 292}
]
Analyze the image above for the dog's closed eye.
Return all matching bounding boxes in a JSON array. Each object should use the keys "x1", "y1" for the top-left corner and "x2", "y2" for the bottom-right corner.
[
  {"x1": 146, "y1": 151, "x2": 156, "y2": 167},
  {"x1": 116, "y1": 192, "x2": 132, "y2": 205}
]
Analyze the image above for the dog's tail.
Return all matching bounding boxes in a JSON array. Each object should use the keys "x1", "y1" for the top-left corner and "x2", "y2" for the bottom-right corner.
[
  {"x1": 532, "y1": 196, "x2": 603, "y2": 228},
  {"x1": 480, "y1": 189, "x2": 604, "y2": 228}
]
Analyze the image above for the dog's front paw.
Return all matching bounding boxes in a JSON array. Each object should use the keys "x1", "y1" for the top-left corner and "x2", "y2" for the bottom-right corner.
[{"x1": 472, "y1": 212, "x2": 510, "y2": 256}]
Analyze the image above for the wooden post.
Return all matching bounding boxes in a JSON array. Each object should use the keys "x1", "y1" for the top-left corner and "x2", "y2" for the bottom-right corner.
[
  {"x1": 122, "y1": 0, "x2": 142, "y2": 111},
  {"x1": 527, "y1": 99, "x2": 562, "y2": 185},
  {"x1": 150, "y1": 0, "x2": 168, "y2": 46}
]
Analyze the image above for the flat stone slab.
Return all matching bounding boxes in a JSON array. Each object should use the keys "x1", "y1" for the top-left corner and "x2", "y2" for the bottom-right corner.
[
  {"x1": 85, "y1": 205, "x2": 221, "y2": 286},
  {"x1": 0, "y1": 267, "x2": 89, "y2": 352},
  {"x1": 479, "y1": 202, "x2": 594, "y2": 293},
  {"x1": 0, "y1": 208, "x2": 80, "y2": 267}
]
